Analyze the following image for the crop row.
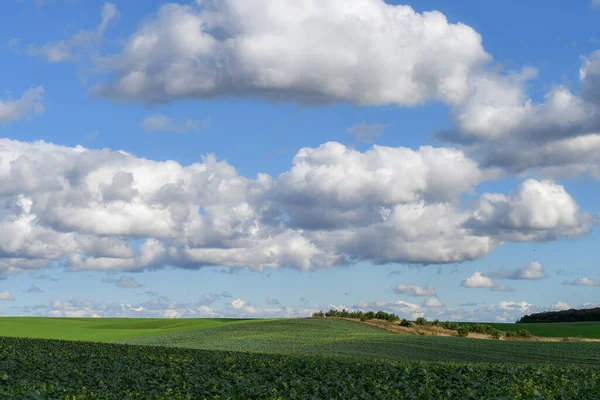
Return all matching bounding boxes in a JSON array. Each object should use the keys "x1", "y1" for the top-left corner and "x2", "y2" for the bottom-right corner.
[{"x1": 1, "y1": 336, "x2": 600, "y2": 399}]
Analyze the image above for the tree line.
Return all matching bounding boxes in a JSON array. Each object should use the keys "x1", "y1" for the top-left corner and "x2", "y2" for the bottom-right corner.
[{"x1": 517, "y1": 307, "x2": 600, "y2": 323}]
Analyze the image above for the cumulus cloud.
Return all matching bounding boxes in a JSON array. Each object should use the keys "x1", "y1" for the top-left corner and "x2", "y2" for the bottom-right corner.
[
  {"x1": 142, "y1": 114, "x2": 209, "y2": 134},
  {"x1": 0, "y1": 138, "x2": 592, "y2": 276},
  {"x1": 0, "y1": 291, "x2": 14, "y2": 300},
  {"x1": 347, "y1": 122, "x2": 390, "y2": 143},
  {"x1": 0, "y1": 87, "x2": 44, "y2": 125},
  {"x1": 441, "y1": 49, "x2": 600, "y2": 180},
  {"x1": 97, "y1": 0, "x2": 489, "y2": 104},
  {"x1": 423, "y1": 297, "x2": 444, "y2": 308},
  {"x1": 487, "y1": 261, "x2": 547, "y2": 280},
  {"x1": 466, "y1": 179, "x2": 593, "y2": 242},
  {"x1": 102, "y1": 275, "x2": 143, "y2": 288},
  {"x1": 552, "y1": 301, "x2": 572, "y2": 311},
  {"x1": 563, "y1": 277, "x2": 600, "y2": 286},
  {"x1": 392, "y1": 284, "x2": 436, "y2": 297},
  {"x1": 27, "y1": 3, "x2": 117, "y2": 63},
  {"x1": 461, "y1": 272, "x2": 514, "y2": 292}
]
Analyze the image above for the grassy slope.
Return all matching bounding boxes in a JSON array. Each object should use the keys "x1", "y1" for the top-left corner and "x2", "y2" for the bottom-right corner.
[
  {"x1": 0, "y1": 317, "x2": 264, "y2": 342},
  {"x1": 121, "y1": 318, "x2": 600, "y2": 365}
]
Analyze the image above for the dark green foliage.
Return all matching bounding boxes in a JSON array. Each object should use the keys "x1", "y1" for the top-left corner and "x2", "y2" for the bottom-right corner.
[
  {"x1": 469, "y1": 324, "x2": 493, "y2": 334},
  {"x1": 322, "y1": 309, "x2": 399, "y2": 322},
  {"x1": 441, "y1": 321, "x2": 460, "y2": 330},
  {"x1": 490, "y1": 329, "x2": 502, "y2": 340},
  {"x1": 457, "y1": 326, "x2": 469, "y2": 337},
  {"x1": 311, "y1": 311, "x2": 324, "y2": 318},
  {"x1": 399, "y1": 319, "x2": 411, "y2": 327},
  {"x1": 517, "y1": 307, "x2": 600, "y2": 323},
  {"x1": 432, "y1": 319, "x2": 441, "y2": 327},
  {"x1": 415, "y1": 317, "x2": 428, "y2": 326},
  {"x1": 518, "y1": 329, "x2": 532, "y2": 338},
  {"x1": 505, "y1": 330, "x2": 517, "y2": 338},
  {"x1": 2, "y1": 336, "x2": 600, "y2": 399}
]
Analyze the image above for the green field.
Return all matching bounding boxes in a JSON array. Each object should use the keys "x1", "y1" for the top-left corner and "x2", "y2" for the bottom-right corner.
[
  {"x1": 0, "y1": 317, "x2": 263, "y2": 342},
  {"x1": 475, "y1": 321, "x2": 600, "y2": 339},
  {"x1": 121, "y1": 318, "x2": 600, "y2": 365},
  {"x1": 3, "y1": 336, "x2": 600, "y2": 399},
  {"x1": 2, "y1": 317, "x2": 600, "y2": 398}
]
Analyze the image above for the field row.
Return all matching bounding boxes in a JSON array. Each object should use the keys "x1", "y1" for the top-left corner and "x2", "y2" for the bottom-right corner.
[
  {"x1": 122, "y1": 319, "x2": 600, "y2": 365},
  {"x1": 2, "y1": 336, "x2": 600, "y2": 399}
]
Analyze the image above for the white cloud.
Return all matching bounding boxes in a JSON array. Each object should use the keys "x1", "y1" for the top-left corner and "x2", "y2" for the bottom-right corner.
[
  {"x1": 442, "y1": 49, "x2": 600, "y2": 180},
  {"x1": 346, "y1": 122, "x2": 390, "y2": 143},
  {"x1": 98, "y1": 0, "x2": 489, "y2": 104},
  {"x1": 0, "y1": 138, "x2": 592, "y2": 275},
  {"x1": 467, "y1": 179, "x2": 593, "y2": 242},
  {"x1": 0, "y1": 87, "x2": 44, "y2": 125},
  {"x1": 423, "y1": 297, "x2": 444, "y2": 308},
  {"x1": 265, "y1": 297, "x2": 280, "y2": 305},
  {"x1": 461, "y1": 271, "x2": 514, "y2": 292},
  {"x1": 552, "y1": 301, "x2": 572, "y2": 311},
  {"x1": 393, "y1": 284, "x2": 436, "y2": 297},
  {"x1": 487, "y1": 261, "x2": 547, "y2": 280},
  {"x1": 142, "y1": 114, "x2": 209, "y2": 134},
  {"x1": 564, "y1": 277, "x2": 600, "y2": 286},
  {"x1": 28, "y1": 3, "x2": 117, "y2": 63},
  {"x1": 461, "y1": 271, "x2": 495, "y2": 288},
  {"x1": 0, "y1": 291, "x2": 14, "y2": 300}
]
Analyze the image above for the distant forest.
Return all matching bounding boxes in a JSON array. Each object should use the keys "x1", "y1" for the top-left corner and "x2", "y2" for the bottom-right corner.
[{"x1": 517, "y1": 307, "x2": 600, "y2": 323}]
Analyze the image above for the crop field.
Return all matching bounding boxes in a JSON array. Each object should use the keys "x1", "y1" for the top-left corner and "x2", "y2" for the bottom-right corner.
[
  {"x1": 122, "y1": 318, "x2": 600, "y2": 365},
  {"x1": 2, "y1": 336, "x2": 600, "y2": 399},
  {"x1": 471, "y1": 321, "x2": 600, "y2": 339},
  {"x1": 0, "y1": 317, "x2": 262, "y2": 342}
]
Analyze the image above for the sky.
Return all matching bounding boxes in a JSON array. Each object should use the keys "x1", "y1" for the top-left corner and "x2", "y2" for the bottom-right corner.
[{"x1": 1, "y1": 0, "x2": 599, "y2": 322}]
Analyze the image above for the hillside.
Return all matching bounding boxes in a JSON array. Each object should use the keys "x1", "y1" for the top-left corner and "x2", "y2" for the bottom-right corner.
[{"x1": 121, "y1": 318, "x2": 600, "y2": 365}]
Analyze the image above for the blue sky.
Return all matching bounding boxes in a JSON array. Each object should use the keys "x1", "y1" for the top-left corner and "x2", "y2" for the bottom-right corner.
[{"x1": 1, "y1": 0, "x2": 599, "y2": 321}]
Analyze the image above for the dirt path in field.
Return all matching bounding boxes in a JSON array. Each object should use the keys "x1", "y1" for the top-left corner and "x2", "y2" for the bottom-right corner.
[{"x1": 320, "y1": 317, "x2": 600, "y2": 342}]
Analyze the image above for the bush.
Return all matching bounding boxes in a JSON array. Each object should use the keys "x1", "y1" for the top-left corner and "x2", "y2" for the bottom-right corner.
[
  {"x1": 457, "y1": 326, "x2": 469, "y2": 337},
  {"x1": 470, "y1": 324, "x2": 493, "y2": 334},
  {"x1": 490, "y1": 329, "x2": 502, "y2": 340},
  {"x1": 399, "y1": 319, "x2": 411, "y2": 327},
  {"x1": 415, "y1": 317, "x2": 428, "y2": 326},
  {"x1": 517, "y1": 329, "x2": 532, "y2": 338},
  {"x1": 432, "y1": 319, "x2": 440, "y2": 327},
  {"x1": 312, "y1": 311, "x2": 324, "y2": 318}
]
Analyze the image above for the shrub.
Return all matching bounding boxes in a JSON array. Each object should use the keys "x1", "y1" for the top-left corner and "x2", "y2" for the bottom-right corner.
[
  {"x1": 415, "y1": 317, "x2": 428, "y2": 326},
  {"x1": 517, "y1": 329, "x2": 532, "y2": 338},
  {"x1": 457, "y1": 326, "x2": 469, "y2": 337},
  {"x1": 312, "y1": 311, "x2": 324, "y2": 318},
  {"x1": 505, "y1": 330, "x2": 516, "y2": 338},
  {"x1": 432, "y1": 319, "x2": 440, "y2": 327},
  {"x1": 490, "y1": 329, "x2": 502, "y2": 340},
  {"x1": 399, "y1": 319, "x2": 411, "y2": 327}
]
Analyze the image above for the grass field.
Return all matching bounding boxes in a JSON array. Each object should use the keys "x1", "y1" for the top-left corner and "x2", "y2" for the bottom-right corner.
[
  {"x1": 121, "y1": 318, "x2": 600, "y2": 365},
  {"x1": 471, "y1": 321, "x2": 600, "y2": 338},
  {"x1": 0, "y1": 317, "x2": 263, "y2": 342}
]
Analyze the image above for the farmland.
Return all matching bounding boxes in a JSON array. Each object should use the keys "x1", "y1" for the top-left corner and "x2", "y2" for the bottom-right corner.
[
  {"x1": 122, "y1": 318, "x2": 600, "y2": 365},
  {"x1": 2, "y1": 336, "x2": 600, "y2": 399},
  {"x1": 2, "y1": 317, "x2": 600, "y2": 398},
  {"x1": 472, "y1": 321, "x2": 600, "y2": 339},
  {"x1": 0, "y1": 317, "x2": 262, "y2": 342}
]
